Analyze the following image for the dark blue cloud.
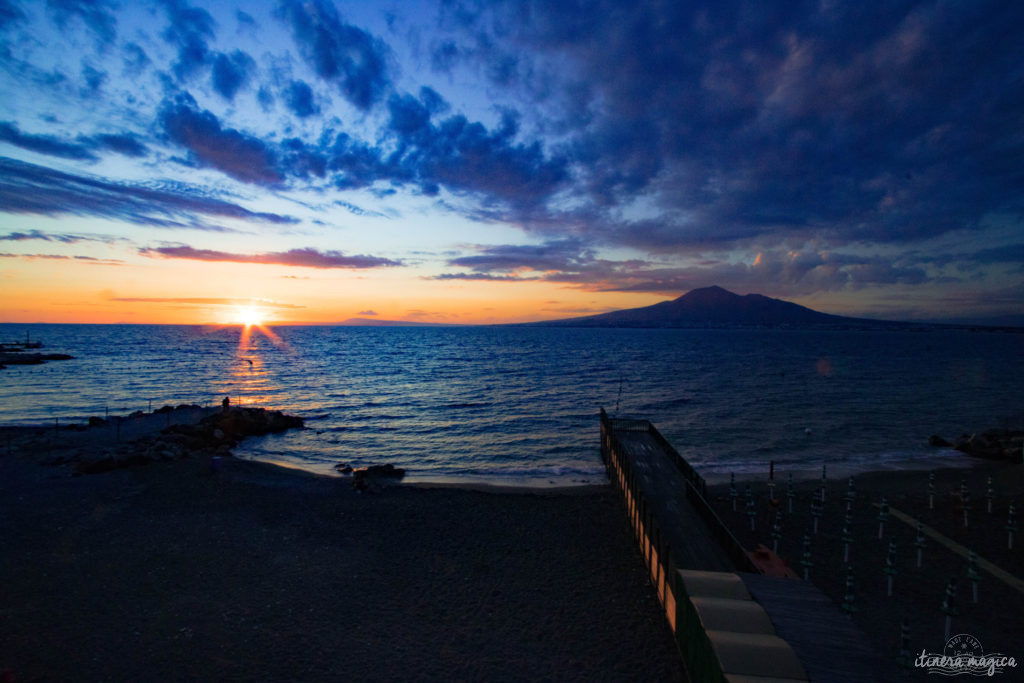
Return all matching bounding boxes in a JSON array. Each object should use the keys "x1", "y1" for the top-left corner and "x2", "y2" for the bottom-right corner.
[
  {"x1": 159, "y1": 93, "x2": 283, "y2": 186},
  {"x1": 0, "y1": 121, "x2": 96, "y2": 160},
  {"x1": 1, "y1": 122, "x2": 147, "y2": 161},
  {"x1": 121, "y1": 42, "x2": 150, "y2": 77},
  {"x1": 437, "y1": 238, "x2": 655, "y2": 288},
  {"x1": 430, "y1": 40, "x2": 459, "y2": 72},
  {"x1": 280, "y1": 137, "x2": 326, "y2": 178},
  {"x1": 0, "y1": 156, "x2": 297, "y2": 228},
  {"x1": 408, "y1": 112, "x2": 567, "y2": 204},
  {"x1": 0, "y1": 0, "x2": 25, "y2": 30},
  {"x1": 439, "y1": 0, "x2": 1024, "y2": 254},
  {"x1": 418, "y1": 86, "x2": 448, "y2": 116},
  {"x1": 80, "y1": 63, "x2": 106, "y2": 94},
  {"x1": 435, "y1": 238, "x2": 938, "y2": 296},
  {"x1": 446, "y1": 239, "x2": 596, "y2": 274},
  {"x1": 377, "y1": 89, "x2": 567, "y2": 203},
  {"x1": 275, "y1": 0, "x2": 391, "y2": 111},
  {"x1": 46, "y1": 0, "x2": 117, "y2": 45},
  {"x1": 241, "y1": 86, "x2": 566, "y2": 200},
  {"x1": 158, "y1": 0, "x2": 216, "y2": 80},
  {"x1": 968, "y1": 244, "x2": 1024, "y2": 267},
  {"x1": 257, "y1": 86, "x2": 274, "y2": 111},
  {"x1": 326, "y1": 132, "x2": 390, "y2": 189},
  {"x1": 284, "y1": 80, "x2": 318, "y2": 118},
  {"x1": 235, "y1": 9, "x2": 256, "y2": 32},
  {"x1": 387, "y1": 92, "x2": 431, "y2": 135},
  {"x1": 1, "y1": 229, "x2": 92, "y2": 243},
  {"x1": 92, "y1": 133, "x2": 147, "y2": 157},
  {"x1": 211, "y1": 49, "x2": 254, "y2": 100}
]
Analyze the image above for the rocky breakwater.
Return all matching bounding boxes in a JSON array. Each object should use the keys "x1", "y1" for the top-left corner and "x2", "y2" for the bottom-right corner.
[
  {"x1": 74, "y1": 406, "x2": 303, "y2": 475},
  {"x1": 929, "y1": 428, "x2": 1024, "y2": 463},
  {"x1": 0, "y1": 351, "x2": 74, "y2": 369}
]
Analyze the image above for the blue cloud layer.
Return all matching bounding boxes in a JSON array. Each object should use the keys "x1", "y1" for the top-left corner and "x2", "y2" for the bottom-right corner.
[
  {"x1": 434, "y1": 0, "x2": 1024, "y2": 253},
  {"x1": 47, "y1": 0, "x2": 118, "y2": 45},
  {"x1": 275, "y1": 0, "x2": 390, "y2": 111},
  {"x1": 0, "y1": 156, "x2": 296, "y2": 228},
  {"x1": 159, "y1": 93, "x2": 283, "y2": 185}
]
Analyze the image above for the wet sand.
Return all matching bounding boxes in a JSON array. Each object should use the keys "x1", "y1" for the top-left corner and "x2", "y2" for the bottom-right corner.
[
  {"x1": 708, "y1": 463, "x2": 1024, "y2": 678},
  {"x1": 0, "y1": 418, "x2": 685, "y2": 681}
]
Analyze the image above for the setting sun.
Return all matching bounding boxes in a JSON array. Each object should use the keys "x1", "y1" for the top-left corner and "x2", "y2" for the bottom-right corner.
[{"x1": 235, "y1": 305, "x2": 266, "y2": 328}]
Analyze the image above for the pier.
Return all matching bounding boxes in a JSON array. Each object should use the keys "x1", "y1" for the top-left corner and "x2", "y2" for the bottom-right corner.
[{"x1": 600, "y1": 409, "x2": 900, "y2": 682}]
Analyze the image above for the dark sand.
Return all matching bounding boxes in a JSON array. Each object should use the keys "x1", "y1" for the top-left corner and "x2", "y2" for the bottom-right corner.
[
  {"x1": 709, "y1": 463, "x2": 1024, "y2": 679},
  {"x1": 0, "y1": 418, "x2": 685, "y2": 681}
]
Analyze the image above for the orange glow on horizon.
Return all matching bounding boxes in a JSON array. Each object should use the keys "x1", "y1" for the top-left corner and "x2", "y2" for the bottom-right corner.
[{"x1": 0, "y1": 255, "x2": 669, "y2": 324}]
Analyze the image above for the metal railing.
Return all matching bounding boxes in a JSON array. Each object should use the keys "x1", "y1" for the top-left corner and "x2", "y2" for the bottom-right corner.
[{"x1": 600, "y1": 407, "x2": 758, "y2": 575}]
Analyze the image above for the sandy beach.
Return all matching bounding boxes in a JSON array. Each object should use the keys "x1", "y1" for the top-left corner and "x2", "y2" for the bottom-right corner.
[
  {"x1": 0, "y1": 413, "x2": 685, "y2": 681},
  {"x1": 708, "y1": 462, "x2": 1024, "y2": 677},
  {"x1": 6, "y1": 405, "x2": 1023, "y2": 681}
]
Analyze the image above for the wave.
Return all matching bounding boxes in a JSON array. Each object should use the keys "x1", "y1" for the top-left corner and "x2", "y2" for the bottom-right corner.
[
  {"x1": 4, "y1": 324, "x2": 1022, "y2": 490},
  {"x1": 464, "y1": 464, "x2": 608, "y2": 478}
]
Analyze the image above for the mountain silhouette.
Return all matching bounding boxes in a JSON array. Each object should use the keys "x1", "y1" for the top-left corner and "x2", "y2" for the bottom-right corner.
[{"x1": 534, "y1": 286, "x2": 878, "y2": 328}]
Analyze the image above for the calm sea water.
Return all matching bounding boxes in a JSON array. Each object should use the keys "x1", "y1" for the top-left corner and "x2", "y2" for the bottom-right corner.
[{"x1": 1, "y1": 323, "x2": 1021, "y2": 485}]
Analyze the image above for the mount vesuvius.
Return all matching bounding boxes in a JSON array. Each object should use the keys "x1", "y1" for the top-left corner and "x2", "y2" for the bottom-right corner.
[{"x1": 532, "y1": 286, "x2": 892, "y2": 328}]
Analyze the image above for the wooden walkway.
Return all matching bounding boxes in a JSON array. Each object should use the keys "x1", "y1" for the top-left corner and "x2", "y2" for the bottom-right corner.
[{"x1": 611, "y1": 427, "x2": 736, "y2": 571}]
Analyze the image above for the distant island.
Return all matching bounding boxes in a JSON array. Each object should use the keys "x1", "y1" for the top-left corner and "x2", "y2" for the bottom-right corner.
[
  {"x1": 527, "y1": 286, "x2": 929, "y2": 330},
  {"x1": 340, "y1": 318, "x2": 450, "y2": 327}
]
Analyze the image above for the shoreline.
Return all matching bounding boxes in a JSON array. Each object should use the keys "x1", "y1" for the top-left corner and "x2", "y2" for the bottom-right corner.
[{"x1": 0, "y1": 410, "x2": 687, "y2": 681}]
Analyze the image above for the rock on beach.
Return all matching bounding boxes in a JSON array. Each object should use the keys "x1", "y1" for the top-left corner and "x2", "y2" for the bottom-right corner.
[
  {"x1": 351, "y1": 463, "x2": 406, "y2": 492},
  {"x1": 930, "y1": 427, "x2": 1024, "y2": 462}
]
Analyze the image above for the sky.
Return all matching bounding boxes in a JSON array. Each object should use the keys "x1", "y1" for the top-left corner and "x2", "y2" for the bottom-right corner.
[{"x1": 0, "y1": 0, "x2": 1022, "y2": 325}]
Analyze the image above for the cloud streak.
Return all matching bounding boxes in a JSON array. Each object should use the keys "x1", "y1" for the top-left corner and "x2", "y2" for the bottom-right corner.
[
  {"x1": 0, "y1": 122, "x2": 147, "y2": 161},
  {"x1": 0, "y1": 157, "x2": 297, "y2": 228},
  {"x1": 139, "y1": 245, "x2": 401, "y2": 269},
  {"x1": 0, "y1": 121, "x2": 97, "y2": 160},
  {"x1": 0, "y1": 252, "x2": 124, "y2": 264},
  {"x1": 0, "y1": 229, "x2": 112, "y2": 243},
  {"x1": 108, "y1": 296, "x2": 304, "y2": 309}
]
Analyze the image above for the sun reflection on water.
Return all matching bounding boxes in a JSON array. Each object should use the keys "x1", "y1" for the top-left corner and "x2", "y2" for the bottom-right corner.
[{"x1": 210, "y1": 323, "x2": 291, "y2": 408}]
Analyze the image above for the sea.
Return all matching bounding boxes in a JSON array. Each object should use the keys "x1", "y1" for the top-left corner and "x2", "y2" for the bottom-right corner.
[{"x1": 1, "y1": 323, "x2": 1022, "y2": 486}]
